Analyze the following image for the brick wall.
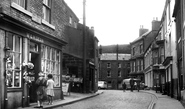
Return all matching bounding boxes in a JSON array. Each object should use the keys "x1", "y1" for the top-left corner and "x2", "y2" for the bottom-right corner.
[{"x1": 1, "y1": 0, "x2": 79, "y2": 41}]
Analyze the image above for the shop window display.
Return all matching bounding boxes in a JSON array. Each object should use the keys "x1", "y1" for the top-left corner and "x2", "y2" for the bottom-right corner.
[
  {"x1": 6, "y1": 33, "x2": 22, "y2": 88},
  {"x1": 41, "y1": 45, "x2": 61, "y2": 87}
]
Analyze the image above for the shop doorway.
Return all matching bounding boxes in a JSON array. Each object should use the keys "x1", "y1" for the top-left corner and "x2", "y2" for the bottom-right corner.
[{"x1": 29, "y1": 52, "x2": 40, "y2": 103}]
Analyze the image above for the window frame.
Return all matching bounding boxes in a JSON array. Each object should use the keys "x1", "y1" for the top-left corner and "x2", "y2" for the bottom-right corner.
[
  {"x1": 43, "y1": 0, "x2": 52, "y2": 23},
  {"x1": 6, "y1": 32, "x2": 22, "y2": 88},
  {"x1": 107, "y1": 71, "x2": 111, "y2": 77},
  {"x1": 13, "y1": 0, "x2": 27, "y2": 10},
  {"x1": 118, "y1": 71, "x2": 121, "y2": 77},
  {"x1": 107, "y1": 63, "x2": 111, "y2": 68},
  {"x1": 69, "y1": 16, "x2": 72, "y2": 25},
  {"x1": 41, "y1": 45, "x2": 61, "y2": 87}
]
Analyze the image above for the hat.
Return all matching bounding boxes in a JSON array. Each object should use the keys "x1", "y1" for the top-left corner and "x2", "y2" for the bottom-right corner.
[{"x1": 38, "y1": 72, "x2": 44, "y2": 77}]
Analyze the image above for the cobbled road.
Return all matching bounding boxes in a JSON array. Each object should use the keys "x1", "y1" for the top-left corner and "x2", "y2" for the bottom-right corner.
[{"x1": 54, "y1": 90, "x2": 153, "y2": 109}]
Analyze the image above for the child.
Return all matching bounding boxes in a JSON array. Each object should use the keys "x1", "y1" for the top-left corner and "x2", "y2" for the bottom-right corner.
[{"x1": 46, "y1": 74, "x2": 55, "y2": 105}]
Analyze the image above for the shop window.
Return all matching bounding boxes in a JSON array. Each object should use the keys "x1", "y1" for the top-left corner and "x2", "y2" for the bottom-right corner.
[
  {"x1": 6, "y1": 33, "x2": 22, "y2": 88},
  {"x1": 41, "y1": 45, "x2": 61, "y2": 87},
  {"x1": 43, "y1": 0, "x2": 51, "y2": 23}
]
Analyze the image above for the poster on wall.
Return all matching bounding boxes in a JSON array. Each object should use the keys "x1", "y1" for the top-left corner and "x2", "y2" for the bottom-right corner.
[{"x1": 62, "y1": 82, "x2": 70, "y2": 94}]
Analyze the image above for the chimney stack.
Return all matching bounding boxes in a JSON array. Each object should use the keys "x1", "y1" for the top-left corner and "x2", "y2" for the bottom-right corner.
[
  {"x1": 152, "y1": 17, "x2": 160, "y2": 31},
  {"x1": 139, "y1": 25, "x2": 148, "y2": 37},
  {"x1": 90, "y1": 26, "x2": 95, "y2": 35}
]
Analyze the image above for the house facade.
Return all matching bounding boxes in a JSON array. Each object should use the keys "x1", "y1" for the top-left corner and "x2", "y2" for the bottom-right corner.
[
  {"x1": 130, "y1": 20, "x2": 160, "y2": 82},
  {"x1": 144, "y1": 0, "x2": 179, "y2": 99},
  {"x1": 160, "y1": 0, "x2": 177, "y2": 98},
  {"x1": 99, "y1": 45, "x2": 130, "y2": 89},
  {"x1": 0, "y1": 0, "x2": 99, "y2": 109},
  {"x1": 144, "y1": 26, "x2": 166, "y2": 92},
  {"x1": 173, "y1": 0, "x2": 185, "y2": 100}
]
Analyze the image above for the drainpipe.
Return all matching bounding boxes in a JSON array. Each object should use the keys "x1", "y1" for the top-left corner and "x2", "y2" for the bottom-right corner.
[{"x1": 181, "y1": 0, "x2": 185, "y2": 97}]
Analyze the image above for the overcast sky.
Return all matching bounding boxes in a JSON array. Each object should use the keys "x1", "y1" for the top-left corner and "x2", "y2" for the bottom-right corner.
[{"x1": 65, "y1": 0, "x2": 166, "y2": 45}]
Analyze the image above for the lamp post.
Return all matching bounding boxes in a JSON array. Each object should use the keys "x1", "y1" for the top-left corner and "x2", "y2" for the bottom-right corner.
[{"x1": 82, "y1": 0, "x2": 86, "y2": 93}]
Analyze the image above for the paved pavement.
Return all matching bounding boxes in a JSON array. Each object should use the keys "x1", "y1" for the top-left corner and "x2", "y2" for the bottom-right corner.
[
  {"x1": 17, "y1": 90, "x2": 184, "y2": 109},
  {"x1": 17, "y1": 90, "x2": 103, "y2": 109},
  {"x1": 141, "y1": 90, "x2": 185, "y2": 109}
]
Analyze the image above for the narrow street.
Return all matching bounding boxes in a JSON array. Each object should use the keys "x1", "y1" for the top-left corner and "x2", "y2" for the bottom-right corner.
[{"x1": 53, "y1": 90, "x2": 153, "y2": 109}]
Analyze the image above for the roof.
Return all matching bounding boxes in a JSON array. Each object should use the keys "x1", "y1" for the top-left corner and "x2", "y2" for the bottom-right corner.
[
  {"x1": 100, "y1": 53, "x2": 131, "y2": 60},
  {"x1": 99, "y1": 44, "x2": 131, "y2": 54},
  {"x1": 131, "y1": 31, "x2": 151, "y2": 44}
]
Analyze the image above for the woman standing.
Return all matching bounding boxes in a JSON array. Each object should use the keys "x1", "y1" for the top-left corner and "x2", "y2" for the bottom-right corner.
[
  {"x1": 34, "y1": 72, "x2": 47, "y2": 108},
  {"x1": 46, "y1": 74, "x2": 55, "y2": 105}
]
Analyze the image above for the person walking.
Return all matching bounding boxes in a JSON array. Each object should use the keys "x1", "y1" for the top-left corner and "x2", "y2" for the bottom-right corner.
[
  {"x1": 130, "y1": 78, "x2": 134, "y2": 92},
  {"x1": 46, "y1": 74, "x2": 55, "y2": 105},
  {"x1": 34, "y1": 72, "x2": 47, "y2": 108},
  {"x1": 122, "y1": 82, "x2": 126, "y2": 92},
  {"x1": 137, "y1": 81, "x2": 140, "y2": 92}
]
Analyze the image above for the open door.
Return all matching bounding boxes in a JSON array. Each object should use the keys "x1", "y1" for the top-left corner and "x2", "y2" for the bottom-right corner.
[{"x1": 29, "y1": 52, "x2": 40, "y2": 103}]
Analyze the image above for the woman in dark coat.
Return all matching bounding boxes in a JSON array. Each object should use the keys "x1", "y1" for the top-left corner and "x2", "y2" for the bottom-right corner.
[
  {"x1": 122, "y1": 82, "x2": 126, "y2": 92},
  {"x1": 34, "y1": 72, "x2": 47, "y2": 108}
]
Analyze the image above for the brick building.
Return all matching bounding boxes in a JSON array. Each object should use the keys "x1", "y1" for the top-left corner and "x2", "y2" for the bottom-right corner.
[
  {"x1": 99, "y1": 44, "x2": 130, "y2": 89},
  {"x1": 130, "y1": 20, "x2": 160, "y2": 82},
  {"x1": 0, "y1": 0, "x2": 99, "y2": 109}
]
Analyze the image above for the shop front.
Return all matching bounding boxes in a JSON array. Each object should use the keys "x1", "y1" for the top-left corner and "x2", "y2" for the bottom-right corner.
[{"x1": 0, "y1": 19, "x2": 66, "y2": 109}]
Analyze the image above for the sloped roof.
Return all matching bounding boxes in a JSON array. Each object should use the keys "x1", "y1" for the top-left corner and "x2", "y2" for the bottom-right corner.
[
  {"x1": 99, "y1": 44, "x2": 131, "y2": 54},
  {"x1": 100, "y1": 53, "x2": 131, "y2": 60},
  {"x1": 131, "y1": 31, "x2": 151, "y2": 44}
]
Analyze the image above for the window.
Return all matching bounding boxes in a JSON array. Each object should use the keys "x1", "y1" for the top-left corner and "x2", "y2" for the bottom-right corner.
[
  {"x1": 132, "y1": 47, "x2": 135, "y2": 56},
  {"x1": 137, "y1": 60, "x2": 140, "y2": 71},
  {"x1": 41, "y1": 45, "x2": 61, "y2": 87},
  {"x1": 6, "y1": 32, "x2": 22, "y2": 88},
  {"x1": 141, "y1": 60, "x2": 143, "y2": 70},
  {"x1": 133, "y1": 62, "x2": 135, "y2": 72},
  {"x1": 13, "y1": 0, "x2": 27, "y2": 9},
  {"x1": 69, "y1": 16, "x2": 72, "y2": 25},
  {"x1": 160, "y1": 47, "x2": 165, "y2": 63},
  {"x1": 118, "y1": 63, "x2": 121, "y2": 68},
  {"x1": 107, "y1": 71, "x2": 111, "y2": 77},
  {"x1": 43, "y1": 0, "x2": 51, "y2": 23},
  {"x1": 130, "y1": 63, "x2": 132, "y2": 72},
  {"x1": 107, "y1": 63, "x2": 111, "y2": 68},
  {"x1": 30, "y1": 42, "x2": 39, "y2": 52},
  {"x1": 153, "y1": 51, "x2": 158, "y2": 64},
  {"x1": 74, "y1": 21, "x2": 77, "y2": 28},
  {"x1": 140, "y1": 44, "x2": 143, "y2": 53},
  {"x1": 118, "y1": 71, "x2": 121, "y2": 77}
]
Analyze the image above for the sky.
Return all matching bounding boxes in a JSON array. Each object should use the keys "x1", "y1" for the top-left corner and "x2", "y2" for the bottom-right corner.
[{"x1": 64, "y1": 0, "x2": 166, "y2": 46}]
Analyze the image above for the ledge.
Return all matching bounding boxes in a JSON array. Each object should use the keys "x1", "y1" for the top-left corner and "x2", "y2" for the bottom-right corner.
[{"x1": 42, "y1": 19, "x2": 55, "y2": 30}]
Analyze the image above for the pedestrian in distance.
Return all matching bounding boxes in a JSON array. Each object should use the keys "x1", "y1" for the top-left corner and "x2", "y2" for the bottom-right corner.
[
  {"x1": 46, "y1": 74, "x2": 55, "y2": 105},
  {"x1": 130, "y1": 78, "x2": 134, "y2": 92},
  {"x1": 122, "y1": 82, "x2": 126, "y2": 92},
  {"x1": 34, "y1": 72, "x2": 47, "y2": 108},
  {"x1": 137, "y1": 81, "x2": 140, "y2": 92}
]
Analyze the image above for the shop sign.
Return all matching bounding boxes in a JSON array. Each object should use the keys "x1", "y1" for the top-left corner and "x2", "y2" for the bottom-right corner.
[
  {"x1": 62, "y1": 82, "x2": 70, "y2": 93},
  {"x1": 29, "y1": 34, "x2": 44, "y2": 43}
]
